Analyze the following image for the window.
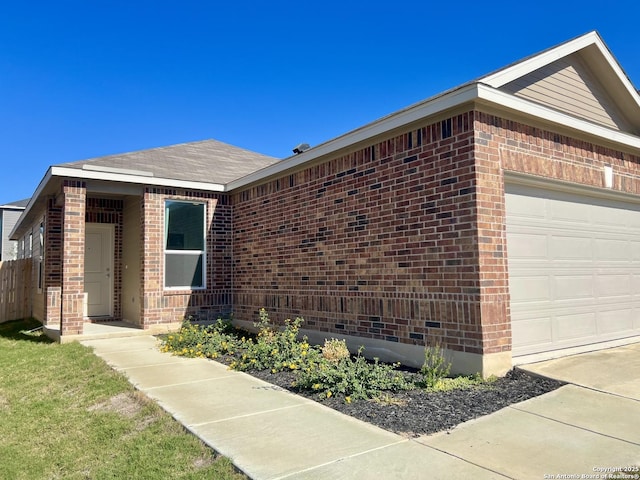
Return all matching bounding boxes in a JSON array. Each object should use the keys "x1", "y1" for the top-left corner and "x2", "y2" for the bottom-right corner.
[
  {"x1": 164, "y1": 200, "x2": 206, "y2": 289},
  {"x1": 37, "y1": 222, "x2": 44, "y2": 293}
]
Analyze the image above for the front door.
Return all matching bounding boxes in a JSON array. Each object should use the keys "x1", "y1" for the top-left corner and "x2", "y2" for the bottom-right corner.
[{"x1": 84, "y1": 223, "x2": 114, "y2": 317}]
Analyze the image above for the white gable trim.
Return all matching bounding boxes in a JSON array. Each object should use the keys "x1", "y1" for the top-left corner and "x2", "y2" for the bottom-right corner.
[
  {"x1": 481, "y1": 32, "x2": 601, "y2": 87},
  {"x1": 10, "y1": 167, "x2": 226, "y2": 239},
  {"x1": 476, "y1": 84, "x2": 640, "y2": 150},
  {"x1": 50, "y1": 166, "x2": 226, "y2": 192},
  {"x1": 481, "y1": 31, "x2": 640, "y2": 113}
]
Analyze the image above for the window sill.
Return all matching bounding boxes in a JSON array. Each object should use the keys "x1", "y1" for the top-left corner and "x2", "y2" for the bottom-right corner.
[{"x1": 163, "y1": 288, "x2": 206, "y2": 296}]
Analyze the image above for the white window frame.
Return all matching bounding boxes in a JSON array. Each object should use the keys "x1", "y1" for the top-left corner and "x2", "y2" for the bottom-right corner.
[
  {"x1": 37, "y1": 221, "x2": 44, "y2": 293},
  {"x1": 163, "y1": 200, "x2": 207, "y2": 290}
]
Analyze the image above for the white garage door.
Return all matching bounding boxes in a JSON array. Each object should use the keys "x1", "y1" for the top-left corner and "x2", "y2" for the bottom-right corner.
[{"x1": 506, "y1": 182, "x2": 640, "y2": 357}]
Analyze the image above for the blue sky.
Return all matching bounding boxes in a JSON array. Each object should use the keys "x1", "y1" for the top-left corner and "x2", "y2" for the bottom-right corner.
[{"x1": 1, "y1": 1, "x2": 639, "y2": 205}]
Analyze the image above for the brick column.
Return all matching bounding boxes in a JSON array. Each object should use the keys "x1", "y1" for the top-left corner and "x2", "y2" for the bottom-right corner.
[
  {"x1": 44, "y1": 287, "x2": 61, "y2": 327},
  {"x1": 140, "y1": 188, "x2": 163, "y2": 327},
  {"x1": 43, "y1": 198, "x2": 63, "y2": 327},
  {"x1": 60, "y1": 180, "x2": 86, "y2": 336},
  {"x1": 473, "y1": 114, "x2": 512, "y2": 356}
]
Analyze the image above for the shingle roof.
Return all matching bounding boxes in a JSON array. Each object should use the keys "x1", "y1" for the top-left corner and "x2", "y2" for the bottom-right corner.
[
  {"x1": 56, "y1": 139, "x2": 280, "y2": 185},
  {"x1": 0, "y1": 198, "x2": 29, "y2": 209}
]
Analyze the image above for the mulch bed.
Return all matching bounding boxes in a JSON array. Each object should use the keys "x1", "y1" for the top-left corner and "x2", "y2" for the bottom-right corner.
[{"x1": 247, "y1": 367, "x2": 565, "y2": 437}]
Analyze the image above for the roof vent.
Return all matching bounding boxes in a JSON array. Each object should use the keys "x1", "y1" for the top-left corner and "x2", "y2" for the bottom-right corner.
[{"x1": 292, "y1": 143, "x2": 311, "y2": 154}]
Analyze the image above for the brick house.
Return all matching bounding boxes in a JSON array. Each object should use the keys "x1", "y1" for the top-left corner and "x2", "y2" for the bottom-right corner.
[{"x1": 11, "y1": 31, "x2": 640, "y2": 375}]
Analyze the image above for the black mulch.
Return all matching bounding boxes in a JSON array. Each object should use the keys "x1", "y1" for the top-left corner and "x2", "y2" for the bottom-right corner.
[{"x1": 247, "y1": 367, "x2": 564, "y2": 437}]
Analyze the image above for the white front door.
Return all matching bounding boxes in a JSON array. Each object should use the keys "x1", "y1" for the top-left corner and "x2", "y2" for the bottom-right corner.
[{"x1": 84, "y1": 223, "x2": 114, "y2": 317}]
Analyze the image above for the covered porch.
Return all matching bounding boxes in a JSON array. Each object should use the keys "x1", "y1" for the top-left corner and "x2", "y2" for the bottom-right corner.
[{"x1": 14, "y1": 175, "x2": 152, "y2": 339}]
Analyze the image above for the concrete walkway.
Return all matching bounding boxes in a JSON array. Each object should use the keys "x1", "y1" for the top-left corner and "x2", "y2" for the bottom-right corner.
[{"x1": 81, "y1": 336, "x2": 640, "y2": 479}]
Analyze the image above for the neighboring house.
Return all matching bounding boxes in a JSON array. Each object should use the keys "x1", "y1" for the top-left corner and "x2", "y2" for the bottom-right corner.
[
  {"x1": 10, "y1": 31, "x2": 640, "y2": 375},
  {"x1": 0, "y1": 199, "x2": 29, "y2": 261}
]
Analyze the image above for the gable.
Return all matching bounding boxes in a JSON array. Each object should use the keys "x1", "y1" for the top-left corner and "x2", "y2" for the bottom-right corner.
[
  {"x1": 499, "y1": 52, "x2": 633, "y2": 133},
  {"x1": 480, "y1": 32, "x2": 640, "y2": 138}
]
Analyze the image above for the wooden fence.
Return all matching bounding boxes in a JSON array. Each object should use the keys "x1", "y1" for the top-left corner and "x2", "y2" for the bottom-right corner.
[{"x1": 0, "y1": 259, "x2": 32, "y2": 323}]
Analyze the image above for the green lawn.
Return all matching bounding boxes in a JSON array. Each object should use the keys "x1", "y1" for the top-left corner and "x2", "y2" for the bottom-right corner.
[{"x1": 0, "y1": 318, "x2": 246, "y2": 480}]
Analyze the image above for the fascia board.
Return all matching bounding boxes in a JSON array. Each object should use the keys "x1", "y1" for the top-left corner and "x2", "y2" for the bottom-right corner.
[
  {"x1": 50, "y1": 166, "x2": 226, "y2": 192},
  {"x1": 228, "y1": 81, "x2": 640, "y2": 193},
  {"x1": 0, "y1": 205, "x2": 26, "y2": 210},
  {"x1": 476, "y1": 84, "x2": 640, "y2": 152},
  {"x1": 481, "y1": 31, "x2": 599, "y2": 87},
  {"x1": 226, "y1": 83, "x2": 481, "y2": 191},
  {"x1": 11, "y1": 167, "x2": 225, "y2": 239}
]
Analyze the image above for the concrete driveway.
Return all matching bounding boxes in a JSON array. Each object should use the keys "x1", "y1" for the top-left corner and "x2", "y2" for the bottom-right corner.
[
  {"x1": 418, "y1": 343, "x2": 640, "y2": 479},
  {"x1": 521, "y1": 342, "x2": 640, "y2": 401}
]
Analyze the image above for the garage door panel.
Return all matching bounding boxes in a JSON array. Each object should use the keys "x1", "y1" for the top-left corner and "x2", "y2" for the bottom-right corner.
[
  {"x1": 554, "y1": 275, "x2": 593, "y2": 300},
  {"x1": 512, "y1": 317, "x2": 553, "y2": 347},
  {"x1": 596, "y1": 274, "x2": 632, "y2": 297},
  {"x1": 507, "y1": 232, "x2": 548, "y2": 258},
  {"x1": 507, "y1": 183, "x2": 640, "y2": 357},
  {"x1": 550, "y1": 235, "x2": 592, "y2": 260},
  {"x1": 598, "y1": 308, "x2": 634, "y2": 334},
  {"x1": 551, "y1": 199, "x2": 591, "y2": 224},
  {"x1": 556, "y1": 312, "x2": 597, "y2": 340},
  {"x1": 509, "y1": 275, "x2": 550, "y2": 302},
  {"x1": 507, "y1": 192, "x2": 547, "y2": 219},
  {"x1": 595, "y1": 239, "x2": 629, "y2": 261},
  {"x1": 592, "y1": 203, "x2": 627, "y2": 226}
]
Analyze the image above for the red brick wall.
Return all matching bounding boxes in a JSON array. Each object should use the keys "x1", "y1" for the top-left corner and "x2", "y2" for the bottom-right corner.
[
  {"x1": 232, "y1": 112, "x2": 485, "y2": 355},
  {"x1": 231, "y1": 110, "x2": 640, "y2": 357},
  {"x1": 43, "y1": 198, "x2": 62, "y2": 326},
  {"x1": 140, "y1": 188, "x2": 232, "y2": 327},
  {"x1": 477, "y1": 113, "x2": 640, "y2": 194}
]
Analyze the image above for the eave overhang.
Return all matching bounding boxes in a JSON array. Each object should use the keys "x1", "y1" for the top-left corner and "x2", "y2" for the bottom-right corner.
[
  {"x1": 10, "y1": 166, "x2": 226, "y2": 239},
  {"x1": 227, "y1": 82, "x2": 640, "y2": 192}
]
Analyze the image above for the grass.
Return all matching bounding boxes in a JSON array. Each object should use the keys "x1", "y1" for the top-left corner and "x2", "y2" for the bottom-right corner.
[{"x1": 0, "y1": 318, "x2": 246, "y2": 480}]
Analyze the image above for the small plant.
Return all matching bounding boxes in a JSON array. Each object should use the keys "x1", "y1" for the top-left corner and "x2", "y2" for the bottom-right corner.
[
  {"x1": 372, "y1": 392, "x2": 408, "y2": 406},
  {"x1": 321, "y1": 338, "x2": 350, "y2": 363},
  {"x1": 232, "y1": 309, "x2": 315, "y2": 373},
  {"x1": 294, "y1": 346, "x2": 412, "y2": 401},
  {"x1": 418, "y1": 342, "x2": 451, "y2": 389},
  {"x1": 160, "y1": 316, "x2": 241, "y2": 359}
]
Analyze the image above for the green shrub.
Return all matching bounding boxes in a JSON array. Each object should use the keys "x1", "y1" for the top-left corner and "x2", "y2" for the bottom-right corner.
[
  {"x1": 160, "y1": 317, "x2": 241, "y2": 359},
  {"x1": 294, "y1": 347, "x2": 412, "y2": 401},
  {"x1": 230, "y1": 309, "x2": 316, "y2": 373}
]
